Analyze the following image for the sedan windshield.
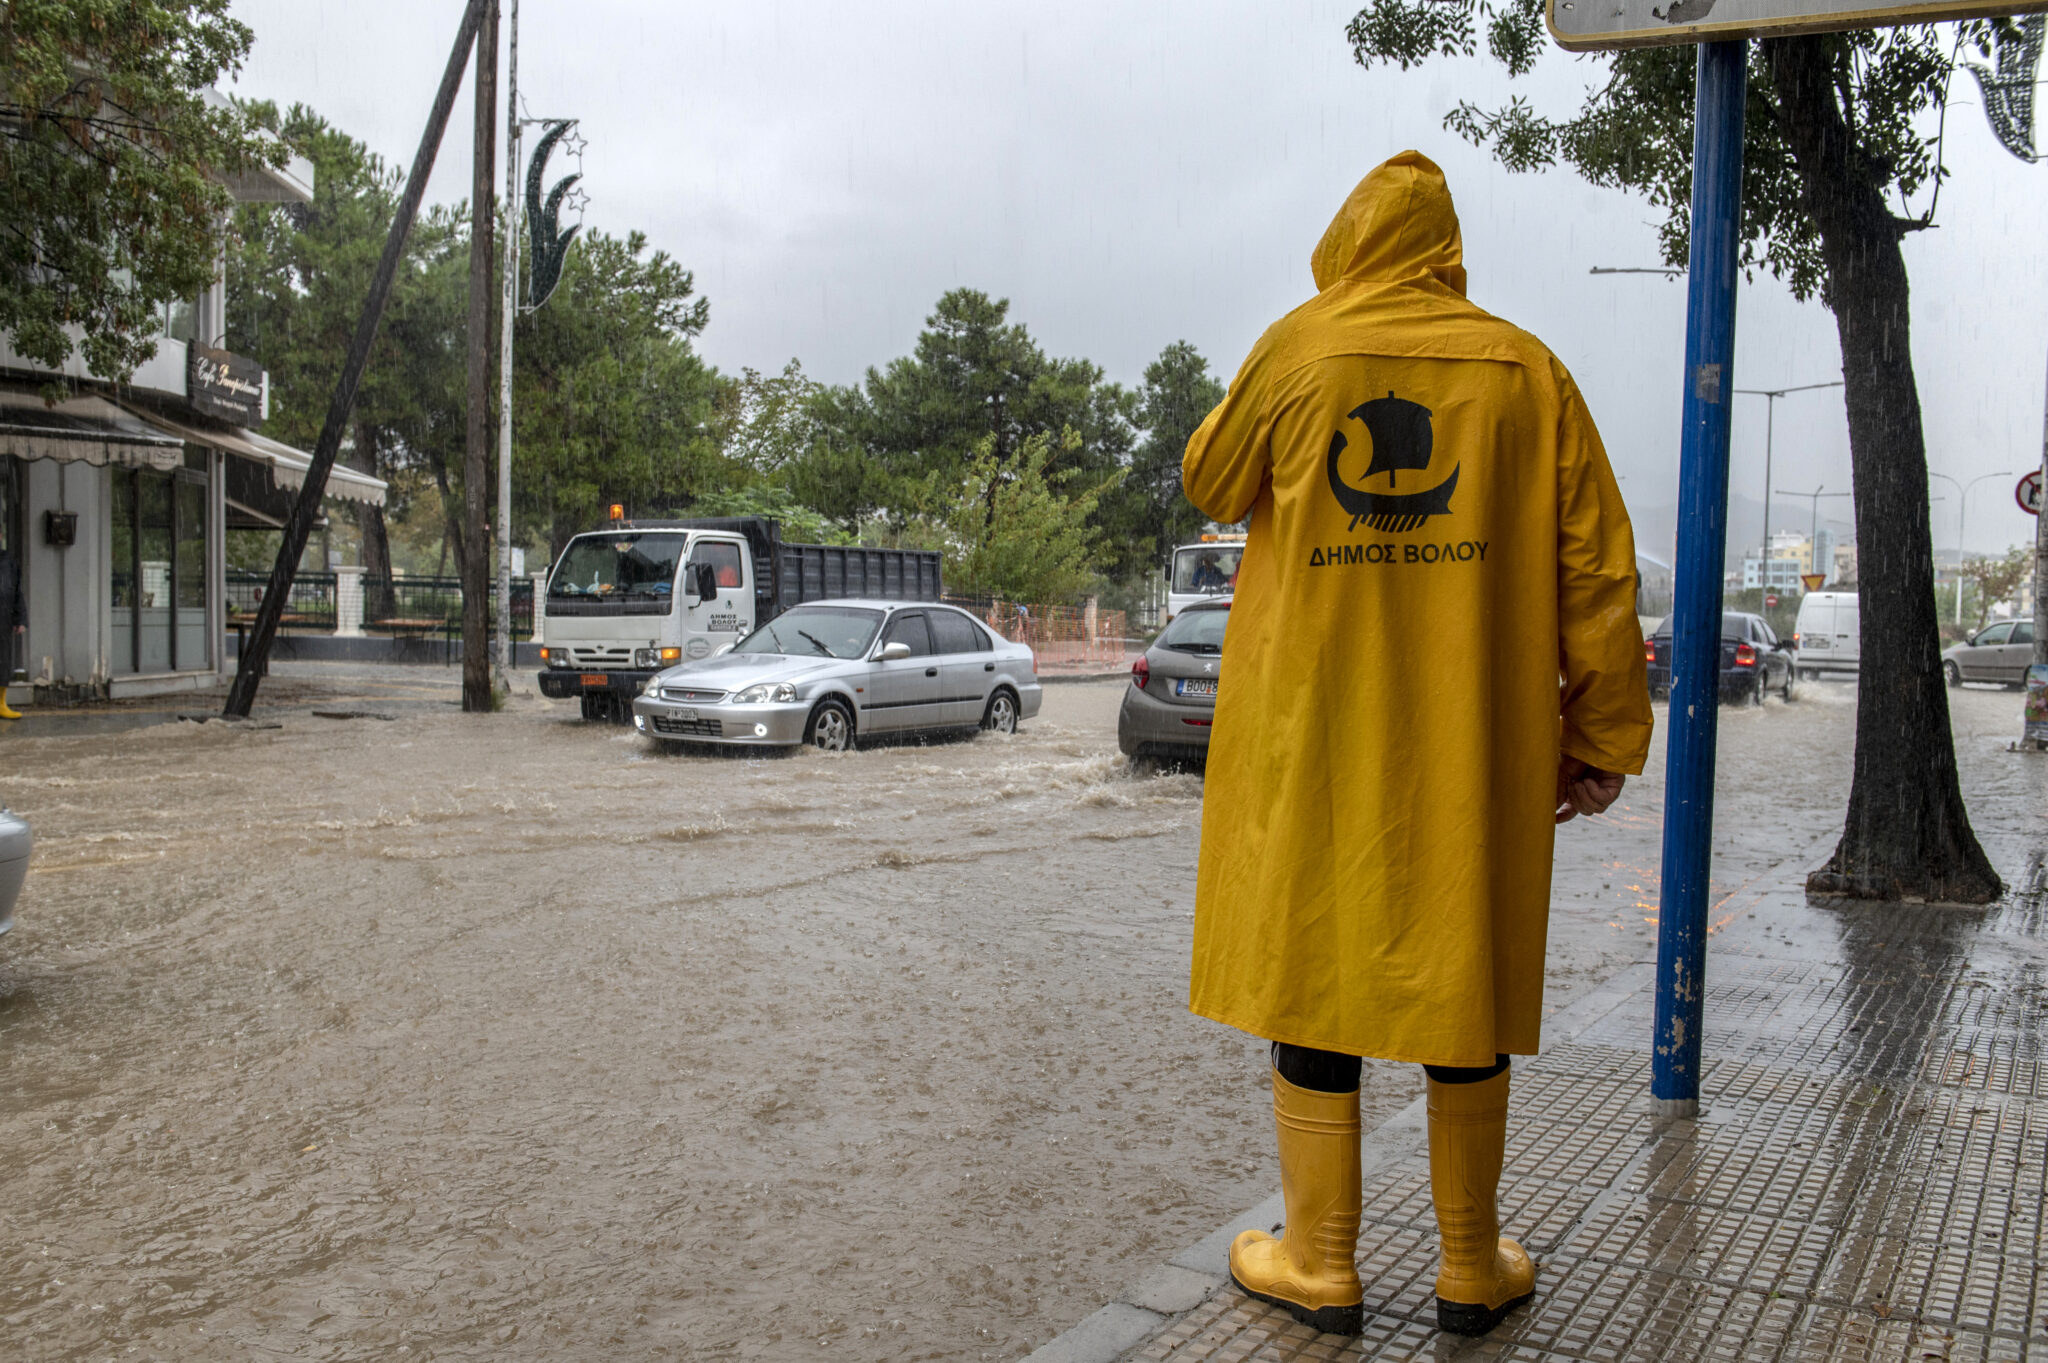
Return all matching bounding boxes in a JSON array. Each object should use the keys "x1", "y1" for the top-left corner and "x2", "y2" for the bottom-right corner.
[
  {"x1": 733, "y1": 607, "x2": 883, "y2": 659},
  {"x1": 1158, "y1": 607, "x2": 1229, "y2": 654},
  {"x1": 549, "y1": 533, "x2": 685, "y2": 598}
]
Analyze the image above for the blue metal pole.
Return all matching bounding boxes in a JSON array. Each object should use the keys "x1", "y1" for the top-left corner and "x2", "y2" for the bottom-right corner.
[{"x1": 1652, "y1": 39, "x2": 1748, "y2": 1116}]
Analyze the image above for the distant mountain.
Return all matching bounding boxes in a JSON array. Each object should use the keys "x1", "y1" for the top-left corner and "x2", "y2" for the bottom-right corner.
[{"x1": 1628, "y1": 492, "x2": 1856, "y2": 573}]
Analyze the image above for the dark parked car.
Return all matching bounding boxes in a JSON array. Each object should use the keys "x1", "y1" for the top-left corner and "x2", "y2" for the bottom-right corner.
[
  {"x1": 1119, "y1": 598, "x2": 1228, "y2": 762},
  {"x1": 1645, "y1": 611, "x2": 1796, "y2": 705}
]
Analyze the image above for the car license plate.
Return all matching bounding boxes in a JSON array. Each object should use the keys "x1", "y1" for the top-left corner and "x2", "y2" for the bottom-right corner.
[
  {"x1": 1806, "y1": 637, "x2": 1828, "y2": 649},
  {"x1": 1177, "y1": 678, "x2": 1218, "y2": 697},
  {"x1": 580, "y1": 673, "x2": 609, "y2": 687},
  {"x1": 676, "y1": 707, "x2": 697, "y2": 721}
]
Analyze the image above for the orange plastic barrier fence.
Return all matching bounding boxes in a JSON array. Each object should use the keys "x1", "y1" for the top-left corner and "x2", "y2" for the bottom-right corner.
[{"x1": 948, "y1": 599, "x2": 1132, "y2": 669}]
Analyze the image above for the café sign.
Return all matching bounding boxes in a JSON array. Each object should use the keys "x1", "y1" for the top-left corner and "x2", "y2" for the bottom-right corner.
[{"x1": 188, "y1": 345, "x2": 266, "y2": 425}]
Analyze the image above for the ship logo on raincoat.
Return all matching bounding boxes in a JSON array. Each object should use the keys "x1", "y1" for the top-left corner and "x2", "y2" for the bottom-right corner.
[{"x1": 1325, "y1": 392, "x2": 1460, "y2": 534}]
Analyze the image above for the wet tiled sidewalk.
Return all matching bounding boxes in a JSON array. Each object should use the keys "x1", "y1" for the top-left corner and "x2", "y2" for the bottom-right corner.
[{"x1": 1040, "y1": 848, "x2": 2048, "y2": 1363}]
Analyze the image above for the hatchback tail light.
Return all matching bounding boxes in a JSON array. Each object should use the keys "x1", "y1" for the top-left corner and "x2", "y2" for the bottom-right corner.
[
  {"x1": 1132, "y1": 656, "x2": 1150, "y2": 690},
  {"x1": 1734, "y1": 642, "x2": 1758, "y2": 668},
  {"x1": 1644, "y1": 639, "x2": 1656, "y2": 662}
]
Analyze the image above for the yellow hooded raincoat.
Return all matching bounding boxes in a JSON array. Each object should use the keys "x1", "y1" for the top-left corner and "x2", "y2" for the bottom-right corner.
[{"x1": 1184, "y1": 152, "x2": 1653, "y2": 1067}]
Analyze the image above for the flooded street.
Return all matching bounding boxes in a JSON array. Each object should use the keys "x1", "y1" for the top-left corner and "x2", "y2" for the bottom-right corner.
[{"x1": 0, "y1": 669, "x2": 2035, "y2": 1361}]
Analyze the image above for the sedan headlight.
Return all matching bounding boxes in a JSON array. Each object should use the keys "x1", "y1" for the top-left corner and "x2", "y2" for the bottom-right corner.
[{"x1": 733, "y1": 682, "x2": 798, "y2": 704}]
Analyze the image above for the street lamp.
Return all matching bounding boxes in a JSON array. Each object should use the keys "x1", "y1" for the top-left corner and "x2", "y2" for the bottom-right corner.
[
  {"x1": 1929, "y1": 470, "x2": 2013, "y2": 624},
  {"x1": 1733, "y1": 381, "x2": 1844, "y2": 594}
]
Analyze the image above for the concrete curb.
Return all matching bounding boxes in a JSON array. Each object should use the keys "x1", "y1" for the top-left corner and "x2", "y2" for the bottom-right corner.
[
  {"x1": 1037, "y1": 671, "x2": 1133, "y2": 685},
  {"x1": 1019, "y1": 959, "x2": 1655, "y2": 1362}
]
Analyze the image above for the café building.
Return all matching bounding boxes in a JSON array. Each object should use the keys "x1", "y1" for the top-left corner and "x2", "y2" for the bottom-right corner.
[{"x1": 0, "y1": 144, "x2": 386, "y2": 706}]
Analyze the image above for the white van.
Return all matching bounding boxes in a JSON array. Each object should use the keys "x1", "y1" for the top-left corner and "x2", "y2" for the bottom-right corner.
[{"x1": 1794, "y1": 591, "x2": 1859, "y2": 678}]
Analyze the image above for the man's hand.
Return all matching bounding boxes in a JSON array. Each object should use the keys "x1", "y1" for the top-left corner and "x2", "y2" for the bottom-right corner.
[{"x1": 1556, "y1": 759, "x2": 1625, "y2": 824}]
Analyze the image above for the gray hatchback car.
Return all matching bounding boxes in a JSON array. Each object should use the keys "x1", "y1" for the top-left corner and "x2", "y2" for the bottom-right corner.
[{"x1": 1118, "y1": 598, "x2": 1228, "y2": 762}]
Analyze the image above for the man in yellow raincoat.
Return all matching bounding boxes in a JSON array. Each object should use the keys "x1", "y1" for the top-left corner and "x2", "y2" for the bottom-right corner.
[{"x1": 1183, "y1": 151, "x2": 1652, "y2": 1337}]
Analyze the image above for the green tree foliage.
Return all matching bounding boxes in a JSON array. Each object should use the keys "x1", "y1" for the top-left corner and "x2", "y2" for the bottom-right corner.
[
  {"x1": 940, "y1": 431, "x2": 1114, "y2": 604},
  {"x1": 1962, "y1": 545, "x2": 2032, "y2": 632},
  {"x1": 685, "y1": 480, "x2": 852, "y2": 546},
  {"x1": 512, "y1": 228, "x2": 727, "y2": 551},
  {"x1": 1, "y1": 0, "x2": 282, "y2": 378},
  {"x1": 819, "y1": 289, "x2": 1143, "y2": 575},
  {"x1": 226, "y1": 104, "x2": 435, "y2": 584},
  {"x1": 1344, "y1": 4, "x2": 2005, "y2": 899},
  {"x1": 1130, "y1": 341, "x2": 1226, "y2": 560},
  {"x1": 710, "y1": 358, "x2": 877, "y2": 534}
]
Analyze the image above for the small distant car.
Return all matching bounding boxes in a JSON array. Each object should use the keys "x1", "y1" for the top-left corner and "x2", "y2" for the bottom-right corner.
[
  {"x1": 1119, "y1": 598, "x2": 1229, "y2": 762},
  {"x1": 1645, "y1": 610, "x2": 1796, "y2": 705},
  {"x1": 631, "y1": 599, "x2": 1041, "y2": 751},
  {"x1": 1943, "y1": 619, "x2": 2035, "y2": 688},
  {"x1": 0, "y1": 807, "x2": 29, "y2": 940}
]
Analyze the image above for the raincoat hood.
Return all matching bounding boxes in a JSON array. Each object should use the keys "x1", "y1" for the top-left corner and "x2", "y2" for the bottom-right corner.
[{"x1": 1311, "y1": 151, "x2": 1467, "y2": 297}]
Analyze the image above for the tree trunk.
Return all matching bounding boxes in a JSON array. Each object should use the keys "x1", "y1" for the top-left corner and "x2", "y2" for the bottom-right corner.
[
  {"x1": 353, "y1": 421, "x2": 398, "y2": 620},
  {"x1": 460, "y1": 1, "x2": 499, "y2": 712},
  {"x1": 1765, "y1": 36, "x2": 2000, "y2": 903}
]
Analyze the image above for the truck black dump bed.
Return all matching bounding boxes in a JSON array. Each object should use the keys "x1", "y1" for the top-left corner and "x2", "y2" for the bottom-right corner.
[{"x1": 614, "y1": 517, "x2": 941, "y2": 619}]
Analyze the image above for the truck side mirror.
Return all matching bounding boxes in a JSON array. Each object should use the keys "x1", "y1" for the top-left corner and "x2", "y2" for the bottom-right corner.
[
  {"x1": 878, "y1": 641, "x2": 911, "y2": 662},
  {"x1": 690, "y1": 562, "x2": 718, "y2": 601}
]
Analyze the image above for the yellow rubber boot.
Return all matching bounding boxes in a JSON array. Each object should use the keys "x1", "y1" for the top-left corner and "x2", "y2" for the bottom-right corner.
[
  {"x1": 0, "y1": 694, "x2": 18, "y2": 721},
  {"x1": 1426, "y1": 1068, "x2": 1534, "y2": 1335},
  {"x1": 1227, "y1": 1068, "x2": 1364, "y2": 1335}
]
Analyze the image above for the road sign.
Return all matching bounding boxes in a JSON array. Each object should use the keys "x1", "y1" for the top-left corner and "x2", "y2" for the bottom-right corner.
[
  {"x1": 1765, "y1": 592, "x2": 1780, "y2": 607},
  {"x1": 1548, "y1": 0, "x2": 2048, "y2": 52},
  {"x1": 2021, "y1": 469, "x2": 2044, "y2": 516},
  {"x1": 1802, "y1": 573, "x2": 1826, "y2": 591}
]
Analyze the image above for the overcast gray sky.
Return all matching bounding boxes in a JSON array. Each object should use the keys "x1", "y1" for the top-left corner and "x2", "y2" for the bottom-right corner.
[{"x1": 228, "y1": 0, "x2": 2047, "y2": 556}]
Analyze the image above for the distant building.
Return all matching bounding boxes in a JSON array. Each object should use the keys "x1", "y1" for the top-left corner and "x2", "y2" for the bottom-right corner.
[{"x1": 1741, "y1": 531, "x2": 1812, "y2": 591}]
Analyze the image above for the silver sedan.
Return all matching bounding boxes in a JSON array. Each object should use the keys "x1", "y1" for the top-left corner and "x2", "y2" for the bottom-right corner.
[
  {"x1": 0, "y1": 807, "x2": 29, "y2": 940},
  {"x1": 631, "y1": 599, "x2": 1043, "y2": 751}
]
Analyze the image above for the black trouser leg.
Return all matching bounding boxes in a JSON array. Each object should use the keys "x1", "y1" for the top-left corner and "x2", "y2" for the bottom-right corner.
[
  {"x1": 1272, "y1": 1041, "x2": 1361, "y2": 1093},
  {"x1": 1423, "y1": 1055, "x2": 1509, "y2": 1084},
  {"x1": 1273, "y1": 1042, "x2": 1509, "y2": 1092}
]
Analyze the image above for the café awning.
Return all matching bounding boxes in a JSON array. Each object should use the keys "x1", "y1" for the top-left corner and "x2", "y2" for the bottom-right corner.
[
  {"x1": 0, "y1": 391, "x2": 185, "y2": 469},
  {"x1": 119, "y1": 402, "x2": 387, "y2": 508}
]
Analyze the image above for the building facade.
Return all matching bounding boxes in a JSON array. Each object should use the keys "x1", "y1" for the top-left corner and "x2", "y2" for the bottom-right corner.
[{"x1": 0, "y1": 141, "x2": 385, "y2": 705}]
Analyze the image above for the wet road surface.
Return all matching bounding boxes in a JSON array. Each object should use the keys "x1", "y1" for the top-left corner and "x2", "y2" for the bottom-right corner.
[{"x1": 0, "y1": 669, "x2": 2029, "y2": 1359}]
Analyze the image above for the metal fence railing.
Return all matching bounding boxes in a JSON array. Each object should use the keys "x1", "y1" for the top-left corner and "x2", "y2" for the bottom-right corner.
[
  {"x1": 360, "y1": 575, "x2": 536, "y2": 641},
  {"x1": 225, "y1": 570, "x2": 337, "y2": 632},
  {"x1": 224, "y1": 572, "x2": 535, "y2": 641}
]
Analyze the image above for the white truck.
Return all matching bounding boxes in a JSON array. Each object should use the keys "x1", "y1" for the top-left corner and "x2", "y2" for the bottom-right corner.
[
  {"x1": 537, "y1": 515, "x2": 943, "y2": 721},
  {"x1": 1166, "y1": 534, "x2": 1245, "y2": 624}
]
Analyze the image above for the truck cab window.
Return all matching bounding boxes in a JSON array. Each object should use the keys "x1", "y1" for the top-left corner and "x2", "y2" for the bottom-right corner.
[
  {"x1": 691, "y1": 541, "x2": 744, "y2": 590},
  {"x1": 549, "y1": 533, "x2": 685, "y2": 598}
]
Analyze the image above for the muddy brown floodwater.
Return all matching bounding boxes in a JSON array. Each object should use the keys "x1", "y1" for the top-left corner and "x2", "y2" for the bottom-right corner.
[{"x1": 0, "y1": 667, "x2": 2031, "y2": 1360}]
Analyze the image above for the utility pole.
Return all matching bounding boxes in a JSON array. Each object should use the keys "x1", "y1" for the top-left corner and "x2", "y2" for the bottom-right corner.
[
  {"x1": 225, "y1": 0, "x2": 489, "y2": 718},
  {"x1": 1734, "y1": 380, "x2": 1842, "y2": 594},
  {"x1": 461, "y1": 2, "x2": 499, "y2": 713},
  {"x1": 496, "y1": 0, "x2": 521, "y2": 683}
]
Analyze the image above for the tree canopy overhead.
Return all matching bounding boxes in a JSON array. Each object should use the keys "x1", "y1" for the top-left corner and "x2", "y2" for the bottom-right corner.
[
  {"x1": 1, "y1": 0, "x2": 283, "y2": 379},
  {"x1": 1342, "y1": 5, "x2": 2010, "y2": 899}
]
